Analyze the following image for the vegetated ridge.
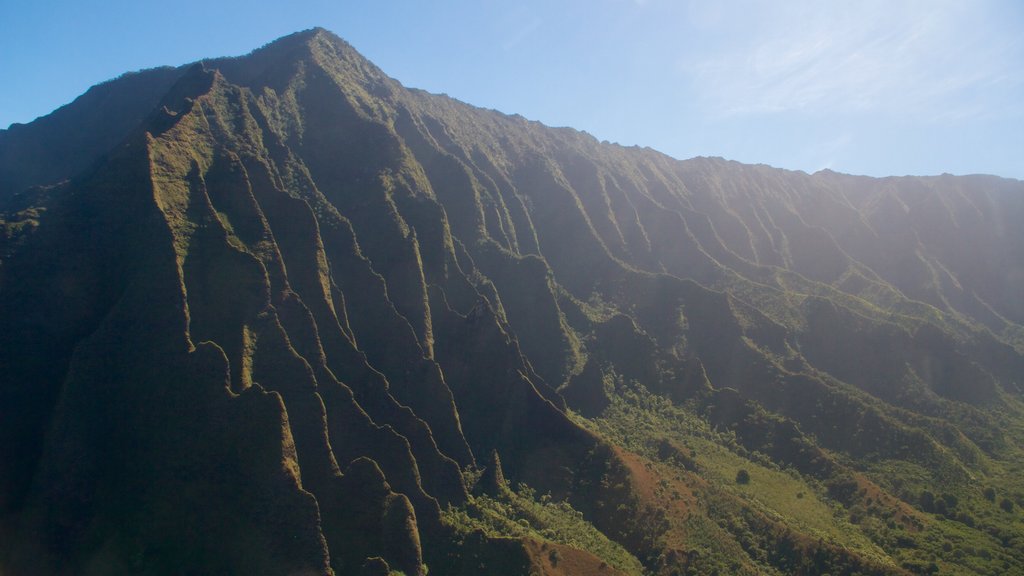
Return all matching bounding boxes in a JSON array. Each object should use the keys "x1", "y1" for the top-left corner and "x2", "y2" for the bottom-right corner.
[{"x1": 2, "y1": 28, "x2": 1023, "y2": 575}]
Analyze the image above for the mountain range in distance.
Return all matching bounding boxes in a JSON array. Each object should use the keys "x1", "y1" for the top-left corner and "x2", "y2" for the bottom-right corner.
[{"x1": 1, "y1": 28, "x2": 1023, "y2": 576}]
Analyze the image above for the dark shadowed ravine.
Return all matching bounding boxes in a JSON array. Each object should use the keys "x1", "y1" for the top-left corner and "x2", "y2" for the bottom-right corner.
[{"x1": 1, "y1": 28, "x2": 1022, "y2": 576}]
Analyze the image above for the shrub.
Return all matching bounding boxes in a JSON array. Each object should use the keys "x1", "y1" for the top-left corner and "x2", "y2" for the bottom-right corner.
[
  {"x1": 549, "y1": 549, "x2": 561, "y2": 566},
  {"x1": 919, "y1": 490, "x2": 935, "y2": 513},
  {"x1": 736, "y1": 469, "x2": 751, "y2": 484}
]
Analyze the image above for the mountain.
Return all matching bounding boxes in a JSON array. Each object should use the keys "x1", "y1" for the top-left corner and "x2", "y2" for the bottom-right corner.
[{"x1": 2, "y1": 28, "x2": 1023, "y2": 575}]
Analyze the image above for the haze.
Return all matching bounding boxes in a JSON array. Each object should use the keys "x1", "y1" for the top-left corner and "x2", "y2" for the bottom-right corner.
[{"x1": 2, "y1": 0, "x2": 1021, "y2": 178}]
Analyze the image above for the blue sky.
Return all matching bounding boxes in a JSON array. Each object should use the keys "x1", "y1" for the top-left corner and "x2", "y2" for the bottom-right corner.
[{"x1": 2, "y1": 0, "x2": 1022, "y2": 179}]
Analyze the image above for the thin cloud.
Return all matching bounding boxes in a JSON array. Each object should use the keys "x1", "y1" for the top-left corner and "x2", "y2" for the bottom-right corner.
[
  {"x1": 687, "y1": 1, "x2": 1024, "y2": 122},
  {"x1": 502, "y1": 17, "x2": 543, "y2": 51},
  {"x1": 811, "y1": 132, "x2": 854, "y2": 172}
]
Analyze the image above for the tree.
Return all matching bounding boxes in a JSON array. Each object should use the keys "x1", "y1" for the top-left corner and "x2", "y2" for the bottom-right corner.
[
  {"x1": 549, "y1": 549, "x2": 561, "y2": 566},
  {"x1": 919, "y1": 490, "x2": 936, "y2": 513},
  {"x1": 1000, "y1": 498, "x2": 1014, "y2": 513},
  {"x1": 736, "y1": 469, "x2": 751, "y2": 484}
]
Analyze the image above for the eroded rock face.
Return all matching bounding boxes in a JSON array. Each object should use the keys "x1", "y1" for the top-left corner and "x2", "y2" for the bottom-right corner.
[{"x1": 2, "y1": 27, "x2": 1023, "y2": 575}]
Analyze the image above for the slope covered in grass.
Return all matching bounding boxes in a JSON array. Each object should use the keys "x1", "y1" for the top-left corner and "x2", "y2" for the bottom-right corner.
[{"x1": 1, "y1": 28, "x2": 1022, "y2": 575}]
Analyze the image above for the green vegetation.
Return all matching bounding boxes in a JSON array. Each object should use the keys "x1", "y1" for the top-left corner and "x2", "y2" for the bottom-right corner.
[
  {"x1": 441, "y1": 479, "x2": 645, "y2": 575},
  {"x1": 573, "y1": 374, "x2": 1024, "y2": 574},
  {"x1": 581, "y1": 385, "x2": 900, "y2": 572},
  {"x1": 2, "y1": 26, "x2": 1023, "y2": 576}
]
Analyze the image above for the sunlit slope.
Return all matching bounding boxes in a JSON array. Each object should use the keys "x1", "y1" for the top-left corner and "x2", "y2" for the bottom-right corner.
[{"x1": 2, "y1": 28, "x2": 1022, "y2": 575}]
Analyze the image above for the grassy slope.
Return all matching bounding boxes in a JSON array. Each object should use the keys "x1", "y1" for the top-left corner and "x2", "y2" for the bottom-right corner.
[{"x1": 2, "y1": 28, "x2": 1023, "y2": 576}]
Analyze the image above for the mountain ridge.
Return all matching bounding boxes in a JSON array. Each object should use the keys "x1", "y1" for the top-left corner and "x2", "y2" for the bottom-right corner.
[
  {"x1": 5, "y1": 28, "x2": 1018, "y2": 198},
  {"x1": 2, "y1": 28, "x2": 1023, "y2": 575}
]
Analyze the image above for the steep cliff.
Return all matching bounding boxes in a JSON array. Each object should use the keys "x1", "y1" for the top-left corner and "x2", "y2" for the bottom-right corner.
[{"x1": 2, "y1": 29, "x2": 1022, "y2": 575}]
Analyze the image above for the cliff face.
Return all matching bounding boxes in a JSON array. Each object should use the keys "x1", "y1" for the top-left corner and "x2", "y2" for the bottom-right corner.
[{"x1": 2, "y1": 28, "x2": 1022, "y2": 575}]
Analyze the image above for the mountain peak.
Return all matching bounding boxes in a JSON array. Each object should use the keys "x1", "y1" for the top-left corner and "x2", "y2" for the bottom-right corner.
[
  {"x1": 251, "y1": 26, "x2": 346, "y2": 54},
  {"x1": 199, "y1": 26, "x2": 392, "y2": 97},
  {"x1": 2, "y1": 28, "x2": 1024, "y2": 576}
]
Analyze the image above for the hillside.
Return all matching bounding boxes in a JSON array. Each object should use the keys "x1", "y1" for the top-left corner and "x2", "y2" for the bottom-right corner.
[{"x1": 2, "y1": 28, "x2": 1023, "y2": 575}]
